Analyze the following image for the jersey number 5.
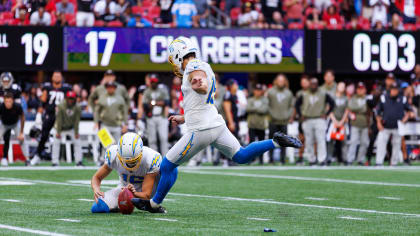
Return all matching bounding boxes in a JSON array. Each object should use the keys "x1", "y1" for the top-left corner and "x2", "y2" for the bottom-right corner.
[
  {"x1": 122, "y1": 174, "x2": 144, "y2": 184},
  {"x1": 206, "y1": 77, "x2": 216, "y2": 104}
]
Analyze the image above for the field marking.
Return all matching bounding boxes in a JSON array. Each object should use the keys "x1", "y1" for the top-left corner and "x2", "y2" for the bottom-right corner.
[
  {"x1": 77, "y1": 198, "x2": 94, "y2": 202},
  {"x1": 0, "y1": 180, "x2": 34, "y2": 185},
  {"x1": 2, "y1": 176, "x2": 420, "y2": 218},
  {"x1": 0, "y1": 223, "x2": 69, "y2": 236},
  {"x1": 168, "y1": 193, "x2": 420, "y2": 218},
  {"x1": 338, "y1": 216, "x2": 365, "y2": 221},
  {"x1": 0, "y1": 199, "x2": 21, "y2": 202},
  {"x1": 305, "y1": 197, "x2": 328, "y2": 201},
  {"x1": 153, "y1": 218, "x2": 178, "y2": 222},
  {"x1": 247, "y1": 217, "x2": 270, "y2": 221},
  {"x1": 68, "y1": 180, "x2": 119, "y2": 185},
  {"x1": 181, "y1": 170, "x2": 420, "y2": 188},
  {"x1": 377, "y1": 196, "x2": 402, "y2": 200},
  {"x1": 1, "y1": 166, "x2": 420, "y2": 171},
  {"x1": 56, "y1": 219, "x2": 81, "y2": 223}
]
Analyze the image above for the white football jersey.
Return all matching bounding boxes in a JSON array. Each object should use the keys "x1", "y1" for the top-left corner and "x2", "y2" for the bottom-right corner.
[
  {"x1": 182, "y1": 59, "x2": 225, "y2": 131},
  {"x1": 104, "y1": 145, "x2": 162, "y2": 192}
]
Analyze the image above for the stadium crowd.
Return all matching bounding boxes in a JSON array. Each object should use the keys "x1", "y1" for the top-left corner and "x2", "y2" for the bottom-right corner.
[
  {"x1": 0, "y1": 0, "x2": 418, "y2": 29},
  {"x1": 1, "y1": 64, "x2": 420, "y2": 167}
]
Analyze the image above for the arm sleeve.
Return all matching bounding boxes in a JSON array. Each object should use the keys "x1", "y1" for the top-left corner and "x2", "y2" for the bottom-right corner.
[
  {"x1": 325, "y1": 94, "x2": 335, "y2": 115},
  {"x1": 88, "y1": 89, "x2": 98, "y2": 111},
  {"x1": 295, "y1": 96, "x2": 303, "y2": 116},
  {"x1": 94, "y1": 102, "x2": 100, "y2": 123},
  {"x1": 376, "y1": 98, "x2": 384, "y2": 117}
]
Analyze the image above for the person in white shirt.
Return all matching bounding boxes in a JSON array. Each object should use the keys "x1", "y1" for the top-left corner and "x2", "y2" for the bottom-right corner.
[
  {"x1": 94, "y1": 0, "x2": 118, "y2": 21},
  {"x1": 370, "y1": 0, "x2": 389, "y2": 27},
  {"x1": 30, "y1": 6, "x2": 51, "y2": 26}
]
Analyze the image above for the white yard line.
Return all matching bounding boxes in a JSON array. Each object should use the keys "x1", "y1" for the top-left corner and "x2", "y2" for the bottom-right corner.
[
  {"x1": 0, "y1": 223, "x2": 69, "y2": 236},
  {"x1": 181, "y1": 170, "x2": 420, "y2": 188},
  {"x1": 0, "y1": 199, "x2": 21, "y2": 202},
  {"x1": 168, "y1": 193, "x2": 420, "y2": 218},
  {"x1": 76, "y1": 199, "x2": 94, "y2": 202},
  {"x1": 338, "y1": 216, "x2": 365, "y2": 221},
  {"x1": 2, "y1": 177, "x2": 420, "y2": 218},
  {"x1": 56, "y1": 219, "x2": 80, "y2": 223},
  {"x1": 377, "y1": 196, "x2": 402, "y2": 200},
  {"x1": 247, "y1": 217, "x2": 270, "y2": 221},
  {"x1": 305, "y1": 197, "x2": 328, "y2": 201},
  {"x1": 1, "y1": 166, "x2": 420, "y2": 171},
  {"x1": 153, "y1": 218, "x2": 178, "y2": 222}
]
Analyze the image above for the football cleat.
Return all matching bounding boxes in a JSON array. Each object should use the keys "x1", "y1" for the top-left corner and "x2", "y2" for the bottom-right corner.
[
  {"x1": 273, "y1": 132, "x2": 302, "y2": 148},
  {"x1": 1, "y1": 158, "x2": 8, "y2": 167},
  {"x1": 30, "y1": 155, "x2": 41, "y2": 166},
  {"x1": 131, "y1": 198, "x2": 167, "y2": 214}
]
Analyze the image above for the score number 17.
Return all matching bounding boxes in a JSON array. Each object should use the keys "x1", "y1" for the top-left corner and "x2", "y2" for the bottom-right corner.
[{"x1": 85, "y1": 31, "x2": 116, "y2": 67}]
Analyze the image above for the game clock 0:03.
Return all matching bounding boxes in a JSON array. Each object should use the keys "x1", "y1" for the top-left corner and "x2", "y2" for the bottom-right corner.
[{"x1": 352, "y1": 33, "x2": 416, "y2": 72}]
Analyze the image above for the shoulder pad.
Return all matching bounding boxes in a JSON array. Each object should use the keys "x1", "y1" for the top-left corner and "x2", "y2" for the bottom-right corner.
[{"x1": 104, "y1": 145, "x2": 118, "y2": 167}]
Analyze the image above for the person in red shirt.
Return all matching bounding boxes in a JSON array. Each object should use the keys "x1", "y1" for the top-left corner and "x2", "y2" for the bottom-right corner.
[
  {"x1": 284, "y1": 0, "x2": 303, "y2": 23},
  {"x1": 322, "y1": 4, "x2": 342, "y2": 28},
  {"x1": 12, "y1": 6, "x2": 29, "y2": 25}
]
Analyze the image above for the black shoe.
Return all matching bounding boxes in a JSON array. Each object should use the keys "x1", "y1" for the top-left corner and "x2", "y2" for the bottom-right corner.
[
  {"x1": 273, "y1": 132, "x2": 302, "y2": 148},
  {"x1": 52, "y1": 163, "x2": 58, "y2": 167},
  {"x1": 76, "y1": 161, "x2": 85, "y2": 167},
  {"x1": 357, "y1": 161, "x2": 364, "y2": 166},
  {"x1": 25, "y1": 160, "x2": 30, "y2": 166},
  {"x1": 404, "y1": 159, "x2": 412, "y2": 166},
  {"x1": 131, "y1": 198, "x2": 167, "y2": 214}
]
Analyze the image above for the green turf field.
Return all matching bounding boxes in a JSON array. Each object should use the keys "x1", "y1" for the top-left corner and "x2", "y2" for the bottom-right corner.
[{"x1": 0, "y1": 166, "x2": 419, "y2": 235}]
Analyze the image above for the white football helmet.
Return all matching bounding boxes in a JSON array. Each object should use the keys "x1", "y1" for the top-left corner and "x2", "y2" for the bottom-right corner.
[
  {"x1": 0, "y1": 72, "x2": 14, "y2": 89},
  {"x1": 168, "y1": 36, "x2": 198, "y2": 78},
  {"x1": 117, "y1": 132, "x2": 143, "y2": 171}
]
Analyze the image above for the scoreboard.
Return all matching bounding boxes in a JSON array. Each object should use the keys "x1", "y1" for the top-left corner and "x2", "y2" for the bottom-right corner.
[{"x1": 0, "y1": 26, "x2": 63, "y2": 70}]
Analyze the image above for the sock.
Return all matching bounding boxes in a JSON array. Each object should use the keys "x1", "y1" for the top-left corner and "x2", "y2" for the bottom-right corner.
[
  {"x1": 232, "y1": 140, "x2": 275, "y2": 164},
  {"x1": 273, "y1": 139, "x2": 280, "y2": 148},
  {"x1": 152, "y1": 157, "x2": 178, "y2": 205},
  {"x1": 91, "y1": 198, "x2": 110, "y2": 213}
]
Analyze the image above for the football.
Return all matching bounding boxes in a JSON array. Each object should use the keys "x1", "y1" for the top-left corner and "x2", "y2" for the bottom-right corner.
[{"x1": 118, "y1": 188, "x2": 134, "y2": 215}]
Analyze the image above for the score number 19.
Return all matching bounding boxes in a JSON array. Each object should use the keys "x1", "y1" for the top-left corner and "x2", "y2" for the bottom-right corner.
[
  {"x1": 21, "y1": 33, "x2": 49, "y2": 65},
  {"x1": 85, "y1": 31, "x2": 116, "y2": 67}
]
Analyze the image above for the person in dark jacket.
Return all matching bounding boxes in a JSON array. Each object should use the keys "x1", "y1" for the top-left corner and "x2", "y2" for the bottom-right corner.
[{"x1": 376, "y1": 83, "x2": 412, "y2": 166}]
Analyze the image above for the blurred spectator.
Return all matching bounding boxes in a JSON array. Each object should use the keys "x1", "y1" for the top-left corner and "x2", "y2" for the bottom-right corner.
[
  {"x1": 260, "y1": 0, "x2": 282, "y2": 26},
  {"x1": 158, "y1": 0, "x2": 173, "y2": 24},
  {"x1": 55, "y1": 12, "x2": 68, "y2": 26},
  {"x1": 143, "y1": 74, "x2": 169, "y2": 154},
  {"x1": 320, "y1": 69, "x2": 336, "y2": 97},
  {"x1": 340, "y1": 0, "x2": 356, "y2": 22},
  {"x1": 326, "y1": 82, "x2": 348, "y2": 165},
  {"x1": 52, "y1": 91, "x2": 82, "y2": 166},
  {"x1": 347, "y1": 82, "x2": 369, "y2": 165},
  {"x1": 55, "y1": 0, "x2": 74, "y2": 14},
  {"x1": 294, "y1": 75, "x2": 310, "y2": 164},
  {"x1": 30, "y1": 5, "x2": 51, "y2": 25},
  {"x1": 170, "y1": 76, "x2": 182, "y2": 113},
  {"x1": 127, "y1": 13, "x2": 152, "y2": 27},
  {"x1": 12, "y1": 0, "x2": 27, "y2": 19},
  {"x1": 214, "y1": 74, "x2": 226, "y2": 117},
  {"x1": 346, "y1": 14, "x2": 360, "y2": 29},
  {"x1": 76, "y1": 0, "x2": 95, "y2": 26},
  {"x1": 394, "y1": 0, "x2": 419, "y2": 24},
  {"x1": 370, "y1": 0, "x2": 389, "y2": 28},
  {"x1": 305, "y1": 6, "x2": 322, "y2": 28},
  {"x1": 390, "y1": 12, "x2": 404, "y2": 30},
  {"x1": 94, "y1": 81, "x2": 128, "y2": 142},
  {"x1": 0, "y1": 0, "x2": 12, "y2": 12},
  {"x1": 322, "y1": 4, "x2": 343, "y2": 28},
  {"x1": 224, "y1": 0, "x2": 239, "y2": 18},
  {"x1": 94, "y1": 0, "x2": 118, "y2": 22},
  {"x1": 376, "y1": 82, "x2": 411, "y2": 165},
  {"x1": 28, "y1": 0, "x2": 47, "y2": 12},
  {"x1": 255, "y1": 13, "x2": 269, "y2": 28},
  {"x1": 246, "y1": 84, "x2": 268, "y2": 165},
  {"x1": 313, "y1": 0, "x2": 331, "y2": 12},
  {"x1": 284, "y1": 0, "x2": 303, "y2": 24},
  {"x1": 171, "y1": 0, "x2": 198, "y2": 28},
  {"x1": 223, "y1": 79, "x2": 240, "y2": 136},
  {"x1": 295, "y1": 77, "x2": 335, "y2": 165},
  {"x1": 270, "y1": 11, "x2": 284, "y2": 29},
  {"x1": 267, "y1": 74, "x2": 294, "y2": 164},
  {"x1": 193, "y1": 0, "x2": 209, "y2": 27},
  {"x1": 238, "y1": 2, "x2": 258, "y2": 27},
  {"x1": 80, "y1": 89, "x2": 90, "y2": 112},
  {"x1": 115, "y1": 0, "x2": 130, "y2": 23},
  {"x1": 26, "y1": 86, "x2": 40, "y2": 116}
]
